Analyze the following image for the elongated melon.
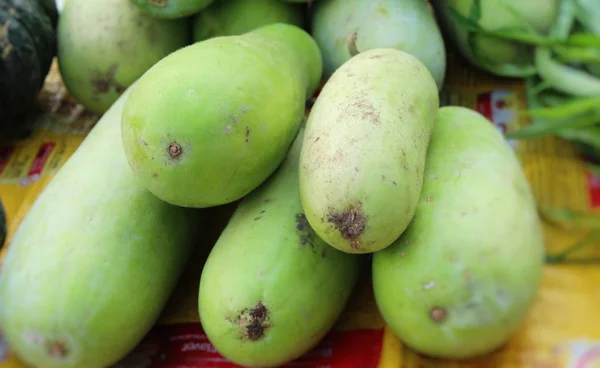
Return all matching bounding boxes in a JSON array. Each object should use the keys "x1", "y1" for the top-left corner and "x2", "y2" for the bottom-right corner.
[
  {"x1": 0, "y1": 86, "x2": 203, "y2": 368},
  {"x1": 372, "y1": 106, "x2": 545, "y2": 359},
  {"x1": 299, "y1": 48, "x2": 439, "y2": 254},
  {"x1": 198, "y1": 125, "x2": 362, "y2": 368},
  {"x1": 121, "y1": 23, "x2": 322, "y2": 208}
]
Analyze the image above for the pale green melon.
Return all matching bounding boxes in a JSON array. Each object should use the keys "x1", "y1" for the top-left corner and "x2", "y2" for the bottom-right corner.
[
  {"x1": 0, "y1": 86, "x2": 204, "y2": 368},
  {"x1": 198, "y1": 125, "x2": 362, "y2": 368},
  {"x1": 372, "y1": 106, "x2": 545, "y2": 359}
]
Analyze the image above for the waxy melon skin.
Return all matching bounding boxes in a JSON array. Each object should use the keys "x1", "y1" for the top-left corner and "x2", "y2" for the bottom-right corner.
[
  {"x1": 0, "y1": 86, "x2": 204, "y2": 368},
  {"x1": 198, "y1": 125, "x2": 362, "y2": 368},
  {"x1": 192, "y1": 0, "x2": 305, "y2": 42},
  {"x1": 372, "y1": 106, "x2": 545, "y2": 359},
  {"x1": 121, "y1": 23, "x2": 322, "y2": 208},
  {"x1": 130, "y1": 0, "x2": 216, "y2": 19},
  {"x1": 299, "y1": 48, "x2": 439, "y2": 254}
]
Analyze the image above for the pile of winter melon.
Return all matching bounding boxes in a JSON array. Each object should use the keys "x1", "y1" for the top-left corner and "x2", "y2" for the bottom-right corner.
[{"x1": 0, "y1": 0, "x2": 545, "y2": 367}]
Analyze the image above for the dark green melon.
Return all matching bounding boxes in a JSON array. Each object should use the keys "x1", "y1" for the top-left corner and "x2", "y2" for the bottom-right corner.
[
  {"x1": 38, "y1": 0, "x2": 59, "y2": 27},
  {"x1": 0, "y1": 0, "x2": 57, "y2": 125}
]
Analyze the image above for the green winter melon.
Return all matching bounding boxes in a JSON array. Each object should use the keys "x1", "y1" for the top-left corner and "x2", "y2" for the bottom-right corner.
[
  {"x1": 299, "y1": 48, "x2": 439, "y2": 254},
  {"x1": 57, "y1": 0, "x2": 189, "y2": 115},
  {"x1": 192, "y1": 0, "x2": 305, "y2": 42},
  {"x1": 372, "y1": 106, "x2": 545, "y2": 359},
  {"x1": 0, "y1": 86, "x2": 204, "y2": 368},
  {"x1": 311, "y1": 0, "x2": 446, "y2": 87},
  {"x1": 198, "y1": 125, "x2": 362, "y2": 368},
  {"x1": 130, "y1": 0, "x2": 216, "y2": 19},
  {"x1": 121, "y1": 23, "x2": 322, "y2": 208}
]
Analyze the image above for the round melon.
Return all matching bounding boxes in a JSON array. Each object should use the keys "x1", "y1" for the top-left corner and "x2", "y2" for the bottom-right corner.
[{"x1": 0, "y1": 0, "x2": 58, "y2": 127}]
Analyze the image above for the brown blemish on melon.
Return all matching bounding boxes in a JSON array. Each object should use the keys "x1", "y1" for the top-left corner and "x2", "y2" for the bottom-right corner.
[
  {"x1": 168, "y1": 142, "x2": 182, "y2": 159},
  {"x1": 91, "y1": 65, "x2": 119, "y2": 94},
  {"x1": 430, "y1": 307, "x2": 447, "y2": 323},
  {"x1": 338, "y1": 97, "x2": 380, "y2": 126},
  {"x1": 235, "y1": 302, "x2": 271, "y2": 341},
  {"x1": 296, "y1": 213, "x2": 315, "y2": 248},
  {"x1": 327, "y1": 205, "x2": 366, "y2": 250},
  {"x1": 148, "y1": 0, "x2": 168, "y2": 7},
  {"x1": 245, "y1": 126, "x2": 250, "y2": 142},
  {"x1": 46, "y1": 339, "x2": 68, "y2": 359}
]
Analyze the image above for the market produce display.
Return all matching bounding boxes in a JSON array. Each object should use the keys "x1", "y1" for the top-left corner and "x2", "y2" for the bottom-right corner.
[
  {"x1": 0, "y1": 0, "x2": 58, "y2": 127},
  {"x1": 0, "y1": 0, "x2": 562, "y2": 367}
]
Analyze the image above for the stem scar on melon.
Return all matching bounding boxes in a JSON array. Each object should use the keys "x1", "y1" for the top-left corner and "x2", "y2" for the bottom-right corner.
[
  {"x1": 167, "y1": 141, "x2": 182, "y2": 160},
  {"x1": 346, "y1": 31, "x2": 383, "y2": 60},
  {"x1": 24, "y1": 333, "x2": 70, "y2": 360},
  {"x1": 347, "y1": 30, "x2": 360, "y2": 57},
  {"x1": 327, "y1": 205, "x2": 366, "y2": 250},
  {"x1": 233, "y1": 302, "x2": 271, "y2": 341},
  {"x1": 46, "y1": 340, "x2": 69, "y2": 359},
  {"x1": 430, "y1": 307, "x2": 447, "y2": 323}
]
